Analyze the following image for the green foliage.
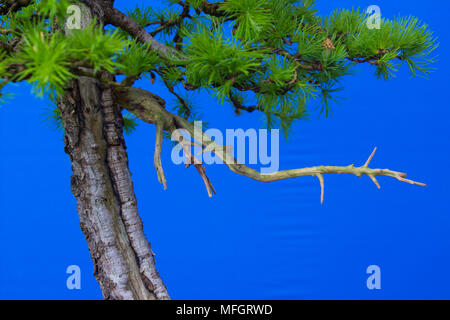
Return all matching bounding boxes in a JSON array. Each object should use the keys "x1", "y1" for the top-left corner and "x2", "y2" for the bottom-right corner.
[
  {"x1": 172, "y1": 93, "x2": 203, "y2": 122},
  {"x1": 183, "y1": 25, "x2": 265, "y2": 92},
  {"x1": 160, "y1": 67, "x2": 185, "y2": 87},
  {"x1": 152, "y1": 6, "x2": 183, "y2": 35},
  {"x1": 117, "y1": 40, "x2": 161, "y2": 77},
  {"x1": 125, "y1": 5, "x2": 156, "y2": 27},
  {"x1": 67, "y1": 23, "x2": 126, "y2": 73},
  {"x1": 0, "y1": 0, "x2": 439, "y2": 138},
  {"x1": 291, "y1": 24, "x2": 323, "y2": 57},
  {"x1": 39, "y1": 0, "x2": 73, "y2": 20},
  {"x1": 259, "y1": 91, "x2": 307, "y2": 135},
  {"x1": 123, "y1": 112, "x2": 139, "y2": 135},
  {"x1": 325, "y1": 9, "x2": 437, "y2": 80},
  {"x1": 43, "y1": 105, "x2": 139, "y2": 135},
  {"x1": 7, "y1": 3, "x2": 41, "y2": 34},
  {"x1": 317, "y1": 80, "x2": 345, "y2": 117},
  {"x1": 0, "y1": 52, "x2": 9, "y2": 78},
  {"x1": 8, "y1": 22, "x2": 126, "y2": 97},
  {"x1": 294, "y1": 0, "x2": 319, "y2": 24},
  {"x1": 43, "y1": 105, "x2": 63, "y2": 132},
  {"x1": 15, "y1": 30, "x2": 74, "y2": 97},
  {"x1": 325, "y1": 7, "x2": 366, "y2": 36},
  {"x1": 183, "y1": 0, "x2": 203, "y2": 10},
  {"x1": 220, "y1": 0, "x2": 272, "y2": 41},
  {"x1": 0, "y1": 2, "x2": 129, "y2": 98},
  {"x1": 392, "y1": 17, "x2": 438, "y2": 76}
]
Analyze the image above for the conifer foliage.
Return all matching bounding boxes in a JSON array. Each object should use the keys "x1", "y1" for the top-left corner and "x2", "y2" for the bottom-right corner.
[{"x1": 0, "y1": 0, "x2": 437, "y2": 132}]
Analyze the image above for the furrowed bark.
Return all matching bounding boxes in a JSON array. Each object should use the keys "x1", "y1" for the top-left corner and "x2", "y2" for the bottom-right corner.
[
  {"x1": 101, "y1": 86, "x2": 170, "y2": 300},
  {"x1": 56, "y1": 0, "x2": 169, "y2": 300},
  {"x1": 59, "y1": 77, "x2": 169, "y2": 300}
]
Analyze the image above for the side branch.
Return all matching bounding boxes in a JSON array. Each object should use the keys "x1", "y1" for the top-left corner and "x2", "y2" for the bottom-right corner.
[
  {"x1": 154, "y1": 122, "x2": 167, "y2": 190},
  {"x1": 104, "y1": 7, "x2": 178, "y2": 58},
  {"x1": 114, "y1": 86, "x2": 426, "y2": 203},
  {"x1": 173, "y1": 112, "x2": 426, "y2": 202}
]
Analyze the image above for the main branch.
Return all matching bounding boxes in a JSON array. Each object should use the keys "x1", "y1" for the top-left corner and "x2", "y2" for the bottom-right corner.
[{"x1": 113, "y1": 86, "x2": 426, "y2": 203}]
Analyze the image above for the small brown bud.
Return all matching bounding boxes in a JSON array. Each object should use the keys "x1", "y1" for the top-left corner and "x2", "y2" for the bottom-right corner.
[{"x1": 322, "y1": 38, "x2": 335, "y2": 50}]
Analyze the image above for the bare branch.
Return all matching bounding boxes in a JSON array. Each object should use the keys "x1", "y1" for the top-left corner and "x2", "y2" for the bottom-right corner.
[
  {"x1": 369, "y1": 175, "x2": 381, "y2": 189},
  {"x1": 172, "y1": 129, "x2": 216, "y2": 196},
  {"x1": 195, "y1": 164, "x2": 216, "y2": 198},
  {"x1": 173, "y1": 115, "x2": 427, "y2": 202},
  {"x1": 316, "y1": 173, "x2": 324, "y2": 204},
  {"x1": 154, "y1": 122, "x2": 167, "y2": 190},
  {"x1": 114, "y1": 86, "x2": 426, "y2": 202},
  {"x1": 364, "y1": 147, "x2": 378, "y2": 167}
]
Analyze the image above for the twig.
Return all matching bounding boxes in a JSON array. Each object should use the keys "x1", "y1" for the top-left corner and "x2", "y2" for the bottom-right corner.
[
  {"x1": 195, "y1": 164, "x2": 216, "y2": 198},
  {"x1": 172, "y1": 129, "x2": 216, "y2": 196},
  {"x1": 154, "y1": 122, "x2": 167, "y2": 190},
  {"x1": 364, "y1": 147, "x2": 378, "y2": 167},
  {"x1": 316, "y1": 173, "x2": 324, "y2": 204}
]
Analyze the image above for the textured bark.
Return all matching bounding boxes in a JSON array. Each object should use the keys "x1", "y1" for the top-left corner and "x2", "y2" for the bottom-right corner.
[
  {"x1": 56, "y1": 0, "x2": 170, "y2": 300},
  {"x1": 59, "y1": 77, "x2": 169, "y2": 300},
  {"x1": 101, "y1": 86, "x2": 170, "y2": 300}
]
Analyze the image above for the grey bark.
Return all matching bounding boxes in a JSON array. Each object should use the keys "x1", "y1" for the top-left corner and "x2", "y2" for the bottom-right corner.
[
  {"x1": 58, "y1": 0, "x2": 170, "y2": 300},
  {"x1": 59, "y1": 77, "x2": 169, "y2": 300}
]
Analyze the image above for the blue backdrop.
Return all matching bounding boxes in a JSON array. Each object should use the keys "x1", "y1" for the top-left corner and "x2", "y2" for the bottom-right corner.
[{"x1": 1, "y1": 0, "x2": 449, "y2": 299}]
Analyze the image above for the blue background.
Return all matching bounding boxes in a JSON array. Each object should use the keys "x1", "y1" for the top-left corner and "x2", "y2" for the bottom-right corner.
[{"x1": 0, "y1": 0, "x2": 449, "y2": 299}]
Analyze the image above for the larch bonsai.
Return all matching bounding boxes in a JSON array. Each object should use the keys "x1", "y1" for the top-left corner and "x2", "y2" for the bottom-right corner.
[{"x1": 0, "y1": 0, "x2": 437, "y2": 299}]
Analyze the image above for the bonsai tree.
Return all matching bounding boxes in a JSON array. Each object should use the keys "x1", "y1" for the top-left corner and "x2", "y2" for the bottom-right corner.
[{"x1": 0, "y1": 0, "x2": 437, "y2": 299}]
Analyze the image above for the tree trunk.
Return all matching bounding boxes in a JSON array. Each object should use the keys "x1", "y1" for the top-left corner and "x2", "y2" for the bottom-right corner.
[
  {"x1": 54, "y1": 0, "x2": 170, "y2": 300},
  {"x1": 58, "y1": 76, "x2": 170, "y2": 300}
]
